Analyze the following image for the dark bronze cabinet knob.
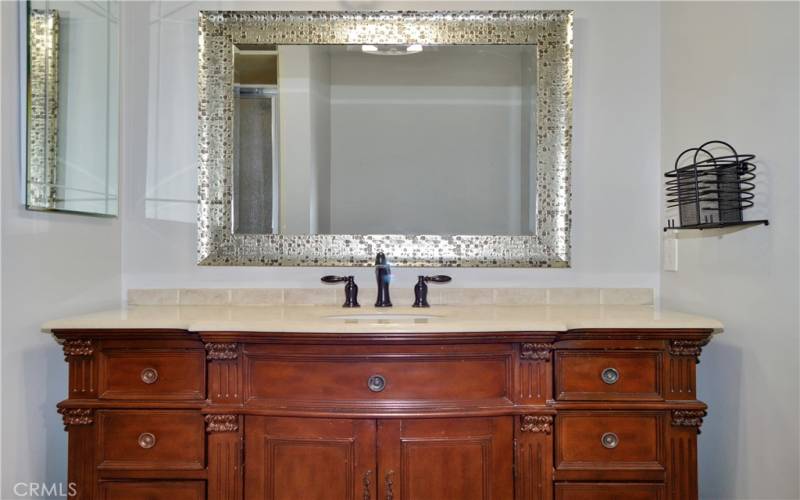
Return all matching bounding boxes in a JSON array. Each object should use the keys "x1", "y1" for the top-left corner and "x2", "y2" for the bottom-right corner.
[
  {"x1": 601, "y1": 367, "x2": 619, "y2": 385},
  {"x1": 140, "y1": 368, "x2": 159, "y2": 384},
  {"x1": 601, "y1": 432, "x2": 619, "y2": 449},
  {"x1": 367, "y1": 375, "x2": 386, "y2": 392},
  {"x1": 138, "y1": 432, "x2": 156, "y2": 449}
]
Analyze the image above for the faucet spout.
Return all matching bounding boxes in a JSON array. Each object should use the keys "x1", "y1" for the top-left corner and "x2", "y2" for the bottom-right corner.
[{"x1": 374, "y1": 252, "x2": 392, "y2": 307}]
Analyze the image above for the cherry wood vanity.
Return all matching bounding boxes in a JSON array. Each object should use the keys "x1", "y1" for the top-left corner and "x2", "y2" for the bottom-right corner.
[{"x1": 53, "y1": 326, "x2": 713, "y2": 500}]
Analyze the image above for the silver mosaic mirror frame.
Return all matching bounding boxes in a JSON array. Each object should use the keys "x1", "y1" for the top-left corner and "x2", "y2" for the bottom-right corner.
[
  {"x1": 27, "y1": 8, "x2": 59, "y2": 210},
  {"x1": 198, "y1": 10, "x2": 573, "y2": 267}
]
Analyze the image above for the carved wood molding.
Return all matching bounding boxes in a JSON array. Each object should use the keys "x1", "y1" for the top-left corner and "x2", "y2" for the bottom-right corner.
[
  {"x1": 668, "y1": 339, "x2": 710, "y2": 363},
  {"x1": 520, "y1": 343, "x2": 553, "y2": 362},
  {"x1": 672, "y1": 410, "x2": 706, "y2": 432},
  {"x1": 520, "y1": 415, "x2": 553, "y2": 434},
  {"x1": 362, "y1": 470, "x2": 372, "y2": 500},
  {"x1": 205, "y1": 343, "x2": 238, "y2": 361},
  {"x1": 205, "y1": 414, "x2": 239, "y2": 433},
  {"x1": 62, "y1": 339, "x2": 93, "y2": 360},
  {"x1": 58, "y1": 408, "x2": 93, "y2": 430}
]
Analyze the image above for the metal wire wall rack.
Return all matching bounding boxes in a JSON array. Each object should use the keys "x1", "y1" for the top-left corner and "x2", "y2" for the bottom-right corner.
[{"x1": 664, "y1": 140, "x2": 768, "y2": 231}]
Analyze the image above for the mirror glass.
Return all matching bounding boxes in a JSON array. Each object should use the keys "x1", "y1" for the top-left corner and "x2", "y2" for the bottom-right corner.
[
  {"x1": 233, "y1": 44, "x2": 537, "y2": 236},
  {"x1": 26, "y1": 0, "x2": 119, "y2": 216}
]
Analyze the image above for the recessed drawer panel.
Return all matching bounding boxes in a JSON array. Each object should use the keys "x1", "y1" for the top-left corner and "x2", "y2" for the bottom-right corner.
[
  {"x1": 97, "y1": 410, "x2": 205, "y2": 470},
  {"x1": 555, "y1": 483, "x2": 664, "y2": 499},
  {"x1": 555, "y1": 351, "x2": 662, "y2": 401},
  {"x1": 100, "y1": 481, "x2": 205, "y2": 500},
  {"x1": 99, "y1": 349, "x2": 205, "y2": 400},
  {"x1": 244, "y1": 344, "x2": 512, "y2": 408},
  {"x1": 555, "y1": 411, "x2": 664, "y2": 477}
]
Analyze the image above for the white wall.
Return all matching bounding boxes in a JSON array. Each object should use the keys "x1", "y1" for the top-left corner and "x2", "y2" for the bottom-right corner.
[
  {"x1": 278, "y1": 45, "x2": 321, "y2": 233},
  {"x1": 0, "y1": 1, "x2": 123, "y2": 497},
  {"x1": 122, "y1": 0, "x2": 661, "y2": 291},
  {"x1": 660, "y1": 3, "x2": 800, "y2": 499},
  {"x1": 278, "y1": 45, "x2": 333, "y2": 234},
  {"x1": 328, "y1": 46, "x2": 526, "y2": 235}
]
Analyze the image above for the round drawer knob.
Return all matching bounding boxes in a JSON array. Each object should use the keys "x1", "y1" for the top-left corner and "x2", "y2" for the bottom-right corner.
[
  {"x1": 140, "y1": 368, "x2": 159, "y2": 384},
  {"x1": 601, "y1": 432, "x2": 619, "y2": 449},
  {"x1": 138, "y1": 432, "x2": 156, "y2": 449},
  {"x1": 601, "y1": 367, "x2": 620, "y2": 385},
  {"x1": 367, "y1": 375, "x2": 386, "y2": 392}
]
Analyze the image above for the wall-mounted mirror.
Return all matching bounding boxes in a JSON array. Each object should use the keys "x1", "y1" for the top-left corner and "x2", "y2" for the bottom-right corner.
[
  {"x1": 198, "y1": 11, "x2": 572, "y2": 267},
  {"x1": 25, "y1": 1, "x2": 119, "y2": 216}
]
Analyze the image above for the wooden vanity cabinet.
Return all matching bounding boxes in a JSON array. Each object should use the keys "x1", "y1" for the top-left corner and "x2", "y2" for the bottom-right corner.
[{"x1": 53, "y1": 328, "x2": 712, "y2": 500}]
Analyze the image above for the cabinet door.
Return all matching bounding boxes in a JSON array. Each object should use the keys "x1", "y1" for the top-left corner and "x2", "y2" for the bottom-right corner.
[
  {"x1": 377, "y1": 417, "x2": 514, "y2": 500},
  {"x1": 244, "y1": 416, "x2": 375, "y2": 500}
]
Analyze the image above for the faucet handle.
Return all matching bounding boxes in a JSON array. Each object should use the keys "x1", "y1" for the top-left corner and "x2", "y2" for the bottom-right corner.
[
  {"x1": 412, "y1": 275, "x2": 452, "y2": 308},
  {"x1": 321, "y1": 275, "x2": 360, "y2": 308},
  {"x1": 321, "y1": 275, "x2": 348, "y2": 283}
]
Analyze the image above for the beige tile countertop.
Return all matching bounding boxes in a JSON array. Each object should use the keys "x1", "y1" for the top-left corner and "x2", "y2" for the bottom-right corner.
[{"x1": 43, "y1": 304, "x2": 723, "y2": 334}]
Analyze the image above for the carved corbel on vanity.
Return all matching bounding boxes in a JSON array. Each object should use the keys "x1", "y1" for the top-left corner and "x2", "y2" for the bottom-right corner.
[
  {"x1": 61, "y1": 338, "x2": 97, "y2": 399},
  {"x1": 203, "y1": 340, "x2": 242, "y2": 406},
  {"x1": 58, "y1": 407, "x2": 94, "y2": 429},
  {"x1": 62, "y1": 339, "x2": 94, "y2": 359},
  {"x1": 517, "y1": 342, "x2": 554, "y2": 406},
  {"x1": 666, "y1": 333, "x2": 713, "y2": 399},
  {"x1": 520, "y1": 342, "x2": 554, "y2": 361},
  {"x1": 672, "y1": 409, "x2": 707, "y2": 432},
  {"x1": 520, "y1": 415, "x2": 553, "y2": 434},
  {"x1": 668, "y1": 338, "x2": 710, "y2": 363},
  {"x1": 205, "y1": 415, "x2": 239, "y2": 433},
  {"x1": 205, "y1": 342, "x2": 238, "y2": 361}
]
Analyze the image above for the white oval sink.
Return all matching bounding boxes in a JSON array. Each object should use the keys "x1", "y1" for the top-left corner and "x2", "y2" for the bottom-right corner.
[{"x1": 324, "y1": 313, "x2": 440, "y2": 322}]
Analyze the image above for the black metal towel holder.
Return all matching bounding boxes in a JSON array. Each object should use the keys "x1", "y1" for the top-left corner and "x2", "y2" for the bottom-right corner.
[{"x1": 664, "y1": 140, "x2": 768, "y2": 231}]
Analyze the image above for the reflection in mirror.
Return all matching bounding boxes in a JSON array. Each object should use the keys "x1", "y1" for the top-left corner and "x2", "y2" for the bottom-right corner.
[
  {"x1": 233, "y1": 44, "x2": 537, "y2": 236},
  {"x1": 26, "y1": 1, "x2": 119, "y2": 216}
]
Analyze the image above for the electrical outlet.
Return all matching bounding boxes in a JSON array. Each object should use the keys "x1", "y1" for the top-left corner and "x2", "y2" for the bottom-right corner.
[{"x1": 663, "y1": 238, "x2": 678, "y2": 272}]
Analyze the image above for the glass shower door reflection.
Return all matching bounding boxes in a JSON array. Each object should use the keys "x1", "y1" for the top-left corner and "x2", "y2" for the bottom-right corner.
[{"x1": 233, "y1": 86, "x2": 279, "y2": 234}]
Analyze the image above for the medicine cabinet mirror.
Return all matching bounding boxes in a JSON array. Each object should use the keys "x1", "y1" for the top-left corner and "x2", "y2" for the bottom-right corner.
[{"x1": 25, "y1": 0, "x2": 119, "y2": 216}]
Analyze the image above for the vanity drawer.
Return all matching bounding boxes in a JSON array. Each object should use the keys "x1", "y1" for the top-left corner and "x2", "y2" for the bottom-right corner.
[
  {"x1": 97, "y1": 410, "x2": 205, "y2": 470},
  {"x1": 555, "y1": 351, "x2": 662, "y2": 401},
  {"x1": 99, "y1": 349, "x2": 205, "y2": 400},
  {"x1": 100, "y1": 481, "x2": 205, "y2": 500},
  {"x1": 243, "y1": 344, "x2": 513, "y2": 407},
  {"x1": 555, "y1": 483, "x2": 664, "y2": 499},
  {"x1": 555, "y1": 411, "x2": 664, "y2": 480}
]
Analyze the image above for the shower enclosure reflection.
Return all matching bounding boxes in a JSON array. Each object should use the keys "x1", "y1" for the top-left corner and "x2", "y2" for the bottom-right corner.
[
  {"x1": 233, "y1": 46, "x2": 280, "y2": 234},
  {"x1": 233, "y1": 44, "x2": 538, "y2": 236}
]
